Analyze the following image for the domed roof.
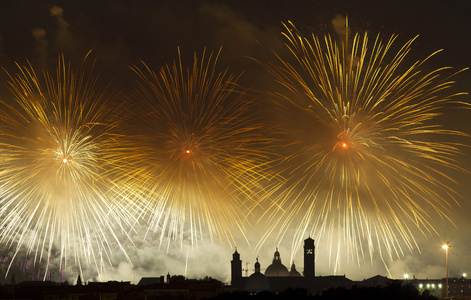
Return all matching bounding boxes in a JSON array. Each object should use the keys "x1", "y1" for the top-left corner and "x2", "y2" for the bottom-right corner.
[
  {"x1": 289, "y1": 262, "x2": 301, "y2": 277},
  {"x1": 246, "y1": 259, "x2": 270, "y2": 292},
  {"x1": 265, "y1": 248, "x2": 289, "y2": 277},
  {"x1": 265, "y1": 262, "x2": 289, "y2": 276}
]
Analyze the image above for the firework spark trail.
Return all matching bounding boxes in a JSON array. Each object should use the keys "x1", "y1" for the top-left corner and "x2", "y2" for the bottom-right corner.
[
  {"x1": 114, "y1": 48, "x2": 277, "y2": 250},
  {"x1": 257, "y1": 20, "x2": 469, "y2": 273},
  {"x1": 0, "y1": 53, "x2": 134, "y2": 279}
]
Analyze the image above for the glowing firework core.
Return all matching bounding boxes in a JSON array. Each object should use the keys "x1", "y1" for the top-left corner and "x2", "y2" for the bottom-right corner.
[
  {"x1": 62, "y1": 158, "x2": 68, "y2": 163},
  {"x1": 342, "y1": 143, "x2": 348, "y2": 149}
]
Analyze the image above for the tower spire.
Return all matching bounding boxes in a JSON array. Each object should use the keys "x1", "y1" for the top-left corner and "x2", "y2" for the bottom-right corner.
[
  {"x1": 76, "y1": 274, "x2": 82, "y2": 286},
  {"x1": 231, "y1": 248, "x2": 242, "y2": 288}
]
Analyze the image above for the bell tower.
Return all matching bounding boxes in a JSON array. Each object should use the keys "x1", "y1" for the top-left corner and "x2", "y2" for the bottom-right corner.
[
  {"x1": 303, "y1": 237, "x2": 315, "y2": 278},
  {"x1": 231, "y1": 249, "x2": 242, "y2": 287}
]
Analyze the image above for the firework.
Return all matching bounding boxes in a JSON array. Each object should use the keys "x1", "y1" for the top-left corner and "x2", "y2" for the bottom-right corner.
[
  {"x1": 258, "y1": 20, "x2": 469, "y2": 272},
  {"x1": 0, "y1": 53, "x2": 133, "y2": 279},
  {"x1": 115, "y1": 48, "x2": 276, "y2": 248}
]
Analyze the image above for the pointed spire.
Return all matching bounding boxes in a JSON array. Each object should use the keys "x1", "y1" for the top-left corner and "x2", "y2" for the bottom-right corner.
[
  {"x1": 233, "y1": 248, "x2": 240, "y2": 260},
  {"x1": 76, "y1": 274, "x2": 82, "y2": 286},
  {"x1": 273, "y1": 247, "x2": 281, "y2": 262},
  {"x1": 254, "y1": 257, "x2": 261, "y2": 273}
]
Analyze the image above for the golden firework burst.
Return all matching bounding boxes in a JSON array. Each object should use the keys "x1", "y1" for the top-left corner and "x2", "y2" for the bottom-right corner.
[
  {"x1": 0, "y1": 53, "x2": 133, "y2": 279},
  {"x1": 257, "y1": 20, "x2": 469, "y2": 273}
]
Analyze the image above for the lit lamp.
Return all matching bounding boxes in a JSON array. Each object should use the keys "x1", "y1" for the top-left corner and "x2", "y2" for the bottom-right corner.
[
  {"x1": 442, "y1": 242, "x2": 450, "y2": 298},
  {"x1": 404, "y1": 273, "x2": 409, "y2": 285}
]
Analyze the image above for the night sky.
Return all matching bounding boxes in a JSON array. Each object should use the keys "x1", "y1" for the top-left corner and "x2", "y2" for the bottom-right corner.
[{"x1": 0, "y1": 0, "x2": 471, "y2": 284}]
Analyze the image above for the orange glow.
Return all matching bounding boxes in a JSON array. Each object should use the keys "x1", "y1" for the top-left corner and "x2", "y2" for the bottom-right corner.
[
  {"x1": 186, "y1": 150, "x2": 190, "y2": 154},
  {"x1": 342, "y1": 142, "x2": 348, "y2": 149},
  {"x1": 62, "y1": 158, "x2": 68, "y2": 164}
]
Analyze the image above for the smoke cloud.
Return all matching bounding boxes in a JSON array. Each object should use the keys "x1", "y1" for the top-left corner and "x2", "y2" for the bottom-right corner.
[
  {"x1": 332, "y1": 14, "x2": 348, "y2": 38},
  {"x1": 49, "y1": 5, "x2": 76, "y2": 54},
  {"x1": 32, "y1": 28, "x2": 48, "y2": 68}
]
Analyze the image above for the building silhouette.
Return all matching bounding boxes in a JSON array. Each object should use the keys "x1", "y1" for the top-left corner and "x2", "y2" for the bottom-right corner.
[
  {"x1": 231, "y1": 237, "x2": 354, "y2": 293},
  {"x1": 304, "y1": 237, "x2": 315, "y2": 278},
  {"x1": 231, "y1": 237, "x2": 471, "y2": 298},
  {"x1": 6, "y1": 236, "x2": 468, "y2": 299},
  {"x1": 409, "y1": 275, "x2": 471, "y2": 298}
]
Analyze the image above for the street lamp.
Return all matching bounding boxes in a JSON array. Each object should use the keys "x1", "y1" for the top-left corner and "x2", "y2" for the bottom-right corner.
[
  {"x1": 442, "y1": 242, "x2": 450, "y2": 298},
  {"x1": 463, "y1": 273, "x2": 467, "y2": 297},
  {"x1": 403, "y1": 273, "x2": 409, "y2": 284}
]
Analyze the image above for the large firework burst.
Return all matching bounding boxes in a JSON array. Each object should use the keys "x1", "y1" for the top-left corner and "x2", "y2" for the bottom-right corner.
[
  {"x1": 259, "y1": 20, "x2": 469, "y2": 271},
  {"x1": 0, "y1": 54, "x2": 133, "y2": 279},
  {"x1": 116, "y1": 49, "x2": 276, "y2": 248}
]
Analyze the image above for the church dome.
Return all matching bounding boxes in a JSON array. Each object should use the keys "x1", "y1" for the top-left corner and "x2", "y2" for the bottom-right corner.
[
  {"x1": 265, "y1": 262, "x2": 289, "y2": 276},
  {"x1": 265, "y1": 248, "x2": 289, "y2": 277},
  {"x1": 289, "y1": 262, "x2": 301, "y2": 277},
  {"x1": 246, "y1": 259, "x2": 270, "y2": 292}
]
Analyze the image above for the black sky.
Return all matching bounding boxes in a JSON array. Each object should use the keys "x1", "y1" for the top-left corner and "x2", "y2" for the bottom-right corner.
[{"x1": 1, "y1": 1, "x2": 469, "y2": 79}]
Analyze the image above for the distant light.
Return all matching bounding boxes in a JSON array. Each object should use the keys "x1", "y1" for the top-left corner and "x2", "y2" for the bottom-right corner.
[
  {"x1": 419, "y1": 284, "x2": 423, "y2": 288},
  {"x1": 62, "y1": 158, "x2": 68, "y2": 164},
  {"x1": 342, "y1": 142, "x2": 348, "y2": 149},
  {"x1": 432, "y1": 284, "x2": 435, "y2": 288},
  {"x1": 427, "y1": 284, "x2": 430, "y2": 288},
  {"x1": 464, "y1": 273, "x2": 467, "y2": 278},
  {"x1": 439, "y1": 284, "x2": 442, "y2": 288},
  {"x1": 186, "y1": 150, "x2": 190, "y2": 154},
  {"x1": 442, "y1": 244, "x2": 449, "y2": 250},
  {"x1": 404, "y1": 274, "x2": 409, "y2": 279}
]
